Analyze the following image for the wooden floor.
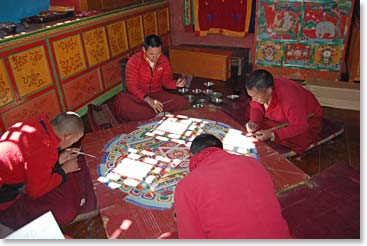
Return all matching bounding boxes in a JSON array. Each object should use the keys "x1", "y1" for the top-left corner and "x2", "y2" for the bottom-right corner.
[{"x1": 62, "y1": 70, "x2": 360, "y2": 239}]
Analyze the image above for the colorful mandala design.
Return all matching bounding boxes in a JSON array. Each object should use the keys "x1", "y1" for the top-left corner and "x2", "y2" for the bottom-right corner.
[{"x1": 98, "y1": 117, "x2": 259, "y2": 210}]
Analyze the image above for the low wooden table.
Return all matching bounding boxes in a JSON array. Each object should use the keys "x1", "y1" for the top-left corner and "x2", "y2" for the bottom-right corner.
[{"x1": 81, "y1": 106, "x2": 309, "y2": 238}]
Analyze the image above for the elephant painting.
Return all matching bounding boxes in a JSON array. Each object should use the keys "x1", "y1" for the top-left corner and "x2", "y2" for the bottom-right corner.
[{"x1": 315, "y1": 21, "x2": 336, "y2": 38}]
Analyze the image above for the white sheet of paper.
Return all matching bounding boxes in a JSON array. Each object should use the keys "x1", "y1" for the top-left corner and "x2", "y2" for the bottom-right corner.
[
  {"x1": 222, "y1": 133, "x2": 255, "y2": 149},
  {"x1": 6, "y1": 211, "x2": 65, "y2": 239}
]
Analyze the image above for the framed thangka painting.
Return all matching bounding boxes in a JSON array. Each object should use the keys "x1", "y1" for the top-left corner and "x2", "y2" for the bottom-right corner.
[
  {"x1": 257, "y1": 0, "x2": 301, "y2": 41},
  {"x1": 312, "y1": 44, "x2": 343, "y2": 70},
  {"x1": 256, "y1": 41, "x2": 283, "y2": 66},
  {"x1": 301, "y1": 1, "x2": 353, "y2": 42},
  {"x1": 254, "y1": 0, "x2": 354, "y2": 81},
  {"x1": 284, "y1": 43, "x2": 312, "y2": 67}
]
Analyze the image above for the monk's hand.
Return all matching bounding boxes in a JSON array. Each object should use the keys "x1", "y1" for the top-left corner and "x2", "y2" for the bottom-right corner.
[
  {"x1": 245, "y1": 121, "x2": 258, "y2": 133},
  {"x1": 145, "y1": 96, "x2": 164, "y2": 113},
  {"x1": 254, "y1": 129, "x2": 273, "y2": 141},
  {"x1": 59, "y1": 148, "x2": 79, "y2": 164},
  {"x1": 61, "y1": 159, "x2": 81, "y2": 174},
  {"x1": 176, "y1": 78, "x2": 186, "y2": 88}
]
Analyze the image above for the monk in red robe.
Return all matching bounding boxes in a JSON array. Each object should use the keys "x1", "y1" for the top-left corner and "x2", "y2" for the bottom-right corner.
[
  {"x1": 245, "y1": 69, "x2": 323, "y2": 154},
  {"x1": 0, "y1": 112, "x2": 97, "y2": 233},
  {"x1": 174, "y1": 134, "x2": 291, "y2": 239},
  {"x1": 113, "y1": 34, "x2": 189, "y2": 121}
]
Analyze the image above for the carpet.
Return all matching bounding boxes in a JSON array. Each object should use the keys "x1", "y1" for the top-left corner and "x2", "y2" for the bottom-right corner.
[
  {"x1": 87, "y1": 103, "x2": 121, "y2": 132},
  {"x1": 278, "y1": 162, "x2": 360, "y2": 239}
]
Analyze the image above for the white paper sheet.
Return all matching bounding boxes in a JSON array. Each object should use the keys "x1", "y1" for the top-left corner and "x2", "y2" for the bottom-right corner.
[{"x1": 5, "y1": 211, "x2": 65, "y2": 239}]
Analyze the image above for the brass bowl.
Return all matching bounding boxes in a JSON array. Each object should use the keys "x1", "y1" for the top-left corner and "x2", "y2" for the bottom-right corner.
[
  {"x1": 211, "y1": 97, "x2": 223, "y2": 105},
  {"x1": 203, "y1": 81, "x2": 214, "y2": 88},
  {"x1": 226, "y1": 94, "x2": 239, "y2": 101}
]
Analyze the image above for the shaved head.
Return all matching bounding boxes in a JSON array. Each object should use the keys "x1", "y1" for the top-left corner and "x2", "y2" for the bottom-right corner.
[
  {"x1": 51, "y1": 112, "x2": 84, "y2": 149},
  {"x1": 52, "y1": 112, "x2": 84, "y2": 135}
]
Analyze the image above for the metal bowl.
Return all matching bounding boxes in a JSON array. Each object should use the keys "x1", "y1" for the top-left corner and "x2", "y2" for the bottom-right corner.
[
  {"x1": 210, "y1": 92, "x2": 223, "y2": 99},
  {"x1": 183, "y1": 94, "x2": 196, "y2": 103},
  {"x1": 178, "y1": 87, "x2": 189, "y2": 94},
  {"x1": 211, "y1": 97, "x2": 223, "y2": 105},
  {"x1": 196, "y1": 97, "x2": 208, "y2": 104},
  {"x1": 203, "y1": 81, "x2": 214, "y2": 88},
  {"x1": 192, "y1": 103, "x2": 205, "y2": 108},
  {"x1": 202, "y1": 89, "x2": 213, "y2": 95},
  {"x1": 226, "y1": 94, "x2": 239, "y2": 101},
  {"x1": 191, "y1": 88, "x2": 202, "y2": 95}
]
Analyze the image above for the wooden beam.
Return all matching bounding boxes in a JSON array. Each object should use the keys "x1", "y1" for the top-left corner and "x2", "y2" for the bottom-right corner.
[{"x1": 304, "y1": 79, "x2": 360, "y2": 111}]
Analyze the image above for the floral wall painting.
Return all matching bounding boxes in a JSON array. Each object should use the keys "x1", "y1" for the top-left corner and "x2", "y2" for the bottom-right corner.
[
  {"x1": 256, "y1": 41, "x2": 283, "y2": 66},
  {"x1": 313, "y1": 44, "x2": 342, "y2": 70},
  {"x1": 284, "y1": 43, "x2": 312, "y2": 67}
]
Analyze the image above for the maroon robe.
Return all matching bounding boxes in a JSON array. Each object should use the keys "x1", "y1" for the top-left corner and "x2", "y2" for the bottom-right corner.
[
  {"x1": 0, "y1": 115, "x2": 96, "y2": 230},
  {"x1": 249, "y1": 78, "x2": 323, "y2": 154},
  {"x1": 113, "y1": 50, "x2": 189, "y2": 121},
  {"x1": 174, "y1": 147, "x2": 291, "y2": 239}
]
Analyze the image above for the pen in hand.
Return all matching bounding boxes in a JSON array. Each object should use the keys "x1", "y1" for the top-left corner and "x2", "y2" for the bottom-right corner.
[{"x1": 66, "y1": 148, "x2": 96, "y2": 158}]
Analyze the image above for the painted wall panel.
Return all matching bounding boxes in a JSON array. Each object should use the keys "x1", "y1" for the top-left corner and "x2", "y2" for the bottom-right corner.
[
  {"x1": 126, "y1": 16, "x2": 144, "y2": 49},
  {"x1": 284, "y1": 43, "x2": 312, "y2": 66},
  {"x1": 313, "y1": 44, "x2": 343, "y2": 70},
  {"x1": 107, "y1": 21, "x2": 129, "y2": 57},
  {"x1": 63, "y1": 70, "x2": 103, "y2": 109},
  {"x1": 8, "y1": 46, "x2": 53, "y2": 97},
  {"x1": 256, "y1": 41, "x2": 283, "y2": 66},
  {"x1": 52, "y1": 34, "x2": 87, "y2": 80},
  {"x1": 143, "y1": 12, "x2": 158, "y2": 36},
  {"x1": 160, "y1": 34, "x2": 171, "y2": 48},
  {"x1": 0, "y1": 59, "x2": 14, "y2": 107},
  {"x1": 301, "y1": 1, "x2": 351, "y2": 42},
  {"x1": 157, "y1": 8, "x2": 170, "y2": 34},
  {"x1": 2, "y1": 90, "x2": 60, "y2": 129},
  {"x1": 255, "y1": 0, "x2": 354, "y2": 81},
  {"x1": 101, "y1": 58, "x2": 123, "y2": 89},
  {"x1": 83, "y1": 27, "x2": 110, "y2": 67}
]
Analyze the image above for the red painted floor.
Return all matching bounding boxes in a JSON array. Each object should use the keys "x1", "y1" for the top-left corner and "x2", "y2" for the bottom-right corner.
[{"x1": 278, "y1": 162, "x2": 360, "y2": 239}]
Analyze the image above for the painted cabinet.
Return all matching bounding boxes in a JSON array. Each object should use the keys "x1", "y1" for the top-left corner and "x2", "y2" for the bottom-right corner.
[
  {"x1": 254, "y1": 0, "x2": 354, "y2": 81},
  {"x1": 0, "y1": 0, "x2": 170, "y2": 133}
]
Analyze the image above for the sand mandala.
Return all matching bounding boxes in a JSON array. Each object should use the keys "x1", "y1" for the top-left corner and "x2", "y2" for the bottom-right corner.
[{"x1": 97, "y1": 114, "x2": 259, "y2": 210}]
